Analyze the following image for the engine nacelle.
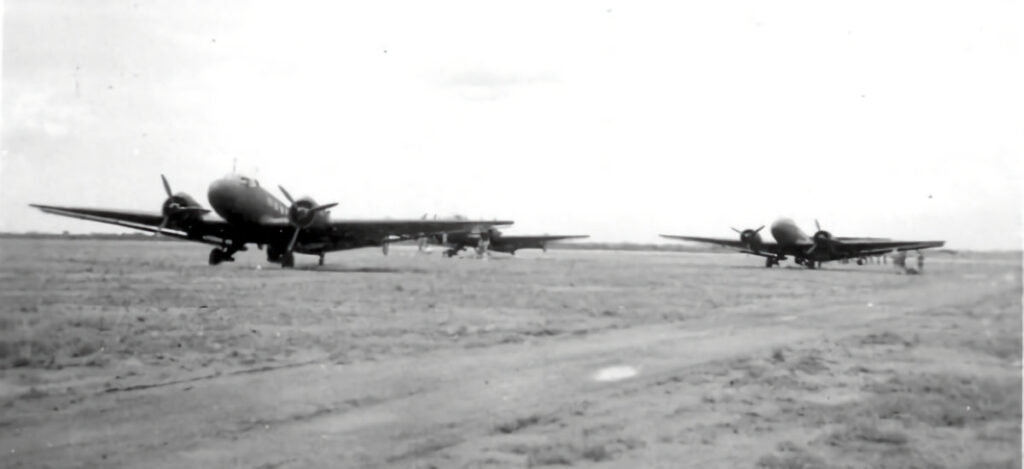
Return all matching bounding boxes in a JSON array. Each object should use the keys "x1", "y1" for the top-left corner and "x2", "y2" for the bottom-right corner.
[
  {"x1": 738, "y1": 229, "x2": 763, "y2": 250},
  {"x1": 161, "y1": 192, "x2": 205, "y2": 230},
  {"x1": 287, "y1": 197, "x2": 324, "y2": 228}
]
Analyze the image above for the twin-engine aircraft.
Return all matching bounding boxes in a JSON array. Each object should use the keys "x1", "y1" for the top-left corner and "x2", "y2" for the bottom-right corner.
[
  {"x1": 418, "y1": 226, "x2": 588, "y2": 257},
  {"x1": 31, "y1": 174, "x2": 512, "y2": 268},
  {"x1": 660, "y1": 218, "x2": 944, "y2": 269}
]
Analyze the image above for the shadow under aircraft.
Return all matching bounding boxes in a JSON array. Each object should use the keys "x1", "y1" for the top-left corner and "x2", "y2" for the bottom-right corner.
[
  {"x1": 31, "y1": 174, "x2": 512, "y2": 268},
  {"x1": 660, "y1": 218, "x2": 944, "y2": 269}
]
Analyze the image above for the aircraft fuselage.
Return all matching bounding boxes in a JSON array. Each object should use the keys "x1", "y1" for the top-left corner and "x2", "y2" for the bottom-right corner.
[
  {"x1": 769, "y1": 218, "x2": 813, "y2": 248},
  {"x1": 207, "y1": 174, "x2": 290, "y2": 226}
]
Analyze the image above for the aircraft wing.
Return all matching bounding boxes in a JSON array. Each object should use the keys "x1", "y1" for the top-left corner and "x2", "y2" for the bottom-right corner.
[
  {"x1": 29, "y1": 204, "x2": 235, "y2": 246},
  {"x1": 491, "y1": 234, "x2": 589, "y2": 250},
  {"x1": 328, "y1": 219, "x2": 514, "y2": 242},
  {"x1": 828, "y1": 239, "x2": 945, "y2": 259},
  {"x1": 497, "y1": 234, "x2": 589, "y2": 244},
  {"x1": 255, "y1": 218, "x2": 516, "y2": 252},
  {"x1": 659, "y1": 234, "x2": 783, "y2": 254}
]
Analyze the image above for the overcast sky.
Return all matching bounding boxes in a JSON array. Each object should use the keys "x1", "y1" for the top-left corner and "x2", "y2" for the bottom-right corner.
[{"x1": 2, "y1": 1, "x2": 1021, "y2": 249}]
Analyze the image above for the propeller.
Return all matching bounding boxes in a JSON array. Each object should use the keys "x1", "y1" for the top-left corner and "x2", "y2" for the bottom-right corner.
[
  {"x1": 278, "y1": 185, "x2": 338, "y2": 261},
  {"x1": 278, "y1": 185, "x2": 295, "y2": 204},
  {"x1": 162, "y1": 174, "x2": 173, "y2": 198},
  {"x1": 156, "y1": 175, "x2": 208, "y2": 236},
  {"x1": 731, "y1": 225, "x2": 765, "y2": 248},
  {"x1": 806, "y1": 219, "x2": 833, "y2": 255}
]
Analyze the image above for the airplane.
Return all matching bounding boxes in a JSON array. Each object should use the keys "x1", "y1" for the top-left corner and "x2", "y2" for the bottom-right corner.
[
  {"x1": 30, "y1": 174, "x2": 513, "y2": 268},
  {"x1": 660, "y1": 218, "x2": 944, "y2": 269},
  {"x1": 418, "y1": 224, "x2": 588, "y2": 257}
]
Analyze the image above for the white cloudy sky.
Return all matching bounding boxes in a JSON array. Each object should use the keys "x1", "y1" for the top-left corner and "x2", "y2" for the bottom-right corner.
[{"x1": 2, "y1": 1, "x2": 1021, "y2": 249}]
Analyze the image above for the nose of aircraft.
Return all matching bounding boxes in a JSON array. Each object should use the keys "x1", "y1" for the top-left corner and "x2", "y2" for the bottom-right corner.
[
  {"x1": 207, "y1": 177, "x2": 237, "y2": 217},
  {"x1": 770, "y1": 218, "x2": 793, "y2": 232},
  {"x1": 770, "y1": 217, "x2": 796, "y2": 243}
]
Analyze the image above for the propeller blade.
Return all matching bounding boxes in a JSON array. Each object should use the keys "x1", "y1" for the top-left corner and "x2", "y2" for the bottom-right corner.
[
  {"x1": 418, "y1": 237, "x2": 428, "y2": 252},
  {"x1": 311, "y1": 202, "x2": 338, "y2": 213},
  {"x1": 287, "y1": 227, "x2": 302, "y2": 253},
  {"x1": 180, "y1": 207, "x2": 211, "y2": 214},
  {"x1": 156, "y1": 216, "x2": 169, "y2": 236},
  {"x1": 815, "y1": 219, "x2": 821, "y2": 232},
  {"x1": 278, "y1": 186, "x2": 295, "y2": 204},
  {"x1": 441, "y1": 232, "x2": 448, "y2": 245},
  {"x1": 730, "y1": 227, "x2": 742, "y2": 234},
  {"x1": 806, "y1": 244, "x2": 817, "y2": 255},
  {"x1": 161, "y1": 175, "x2": 173, "y2": 197},
  {"x1": 754, "y1": 225, "x2": 765, "y2": 233}
]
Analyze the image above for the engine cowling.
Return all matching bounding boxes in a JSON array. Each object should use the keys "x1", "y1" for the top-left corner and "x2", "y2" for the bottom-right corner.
[
  {"x1": 157, "y1": 175, "x2": 208, "y2": 233},
  {"x1": 738, "y1": 229, "x2": 763, "y2": 249},
  {"x1": 168, "y1": 194, "x2": 205, "y2": 228},
  {"x1": 287, "y1": 197, "x2": 324, "y2": 228},
  {"x1": 733, "y1": 225, "x2": 765, "y2": 250}
]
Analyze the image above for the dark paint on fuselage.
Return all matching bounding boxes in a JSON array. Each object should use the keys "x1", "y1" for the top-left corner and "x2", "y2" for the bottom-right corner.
[
  {"x1": 769, "y1": 218, "x2": 813, "y2": 247},
  {"x1": 207, "y1": 174, "x2": 290, "y2": 226}
]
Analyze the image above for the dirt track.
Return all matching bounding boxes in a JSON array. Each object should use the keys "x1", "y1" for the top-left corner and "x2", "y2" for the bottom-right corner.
[{"x1": 1, "y1": 239, "x2": 1020, "y2": 468}]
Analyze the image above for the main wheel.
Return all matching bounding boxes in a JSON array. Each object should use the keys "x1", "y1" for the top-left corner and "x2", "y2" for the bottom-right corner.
[
  {"x1": 282, "y1": 252, "x2": 295, "y2": 268},
  {"x1": 765, "y1": 257, "x2": 774, "y2": 268},
  {"x1": 209, "y1": 248, "x2": 223, "y2": 266}
]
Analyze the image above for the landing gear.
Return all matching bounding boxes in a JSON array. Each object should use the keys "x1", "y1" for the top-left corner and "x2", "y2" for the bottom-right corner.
[
  {"x1": 795, "y1": 258, "x2": 819, "y2": 269},
  {"x1": 443, "y1": 248, "x2": 458, "y2": 258},
  {"x1": 765, "y1": 257, "x2": 779, "y2": 268},
  {"x1": 209, "y1": 248, "x2": 224, "y2": 266},
  {"x1": 282, "y1": 252, "x2": 295, "y2": 268},
  {"x1": 208, "y1": 247, "x2": 236, "y2": 266},
  {"x1": 318, "y1": 254, "x2": 325, "y2": 266}
]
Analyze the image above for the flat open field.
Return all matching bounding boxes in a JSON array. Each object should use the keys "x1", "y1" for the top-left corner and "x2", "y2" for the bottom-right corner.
[{"x1": 1, "y1": 238, "x2": 1020, "y2": 468}]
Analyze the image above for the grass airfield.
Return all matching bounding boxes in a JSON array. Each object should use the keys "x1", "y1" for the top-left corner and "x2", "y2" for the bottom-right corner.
[{"x1": 0, "y1": 238, "x2": 1020, "y2": 468}]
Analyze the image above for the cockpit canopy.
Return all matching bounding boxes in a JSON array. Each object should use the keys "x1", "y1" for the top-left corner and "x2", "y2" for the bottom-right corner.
[{"x1": 224, "y1": 173, "x2": 261, "y2": 188}]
